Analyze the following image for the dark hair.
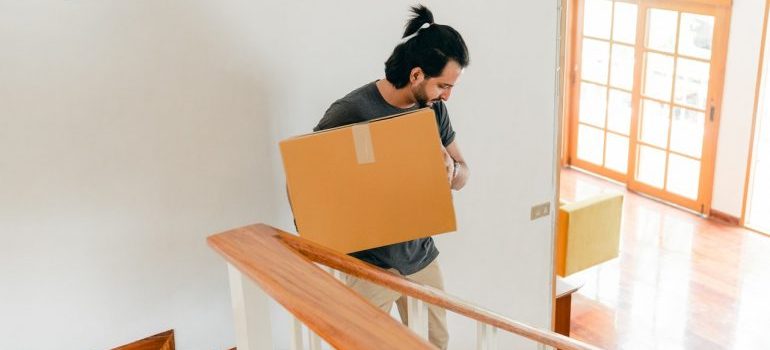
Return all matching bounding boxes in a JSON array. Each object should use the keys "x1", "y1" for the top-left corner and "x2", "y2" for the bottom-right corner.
[{"x1": 384, "y1": 5, "x2": 470, "y2": 88}]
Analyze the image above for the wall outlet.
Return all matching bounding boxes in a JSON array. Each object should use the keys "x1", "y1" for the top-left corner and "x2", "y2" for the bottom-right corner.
[{"x1": 530, "y1": 202, "x2": 551, "y2": 220}]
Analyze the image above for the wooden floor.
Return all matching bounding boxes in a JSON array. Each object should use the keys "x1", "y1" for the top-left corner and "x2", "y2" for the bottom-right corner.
[{"x1": 560, "y1": 168, "x2": 770, "y2": 350}]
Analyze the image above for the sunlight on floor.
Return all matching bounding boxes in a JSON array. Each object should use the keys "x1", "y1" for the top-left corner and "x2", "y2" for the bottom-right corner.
[{"x1": 560, "y1": 167, "x2": 770, "y2": 349}]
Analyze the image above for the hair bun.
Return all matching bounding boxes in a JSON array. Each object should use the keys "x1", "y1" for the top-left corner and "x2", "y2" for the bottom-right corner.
[{"x1": 402, "y1": 5, "x2": 435, "y2": 38}]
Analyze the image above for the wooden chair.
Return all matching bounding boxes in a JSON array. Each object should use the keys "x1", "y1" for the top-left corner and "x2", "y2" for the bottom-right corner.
[{"x1": 553, "y1": 192, "x2": 623, "y2": 337}]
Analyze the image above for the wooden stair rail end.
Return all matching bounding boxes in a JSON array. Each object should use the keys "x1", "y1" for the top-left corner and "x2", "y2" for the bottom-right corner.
[{"x1": 207, "y1": 224, "x2": 434, "y2": 350}]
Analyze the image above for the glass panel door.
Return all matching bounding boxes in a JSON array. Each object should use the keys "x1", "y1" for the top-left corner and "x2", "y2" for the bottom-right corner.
[
  {"x1": 627, "y1": 2, "x2": 725, "y2": 213},
  {"x1": 569, "y1": 0, "x2": 729, "y2": 213},
  {"x1": 571, "y1": 0, "x2": 638, "y2": 181}
]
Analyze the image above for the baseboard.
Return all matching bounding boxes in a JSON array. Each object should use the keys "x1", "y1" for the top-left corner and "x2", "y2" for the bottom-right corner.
[
  {"x1": 709, "y1": 209, "x2": 740, "y2": 226},
  {"x1": 113, "y1": 330, "x2": 174, "y2": 350}
]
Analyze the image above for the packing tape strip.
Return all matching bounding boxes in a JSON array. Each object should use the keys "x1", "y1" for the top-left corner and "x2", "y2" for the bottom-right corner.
[{"x1": 351, "y1": 124, "x2": 375, "y2": 164}]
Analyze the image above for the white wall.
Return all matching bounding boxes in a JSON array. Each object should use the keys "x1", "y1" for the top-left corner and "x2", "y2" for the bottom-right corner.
[
  {"x1": 0, "y1": 1, "x2": 278, "y2": 349},
  {"x1": 434, "y1": 2, "x2": 559, "y2": 348},
  {"x1": 0, "y1": 1, "x2": 560, "y2": 349},
  {"x1": 713, "y1": 0, "x2": 767, "y2": 217}
]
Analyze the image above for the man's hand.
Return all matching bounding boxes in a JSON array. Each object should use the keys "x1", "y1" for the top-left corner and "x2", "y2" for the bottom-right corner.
[
  {"x1": 444, "y1": 141, "x2": 469, "y2": 191},
  {"x1": 441, "y1": 146, "x2": 455, "y2": 184}
]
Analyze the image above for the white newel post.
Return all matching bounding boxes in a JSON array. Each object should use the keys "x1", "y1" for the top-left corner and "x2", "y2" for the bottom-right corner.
[{"x1": 228, "y1": 263, "x2": 273, "y2": 350}]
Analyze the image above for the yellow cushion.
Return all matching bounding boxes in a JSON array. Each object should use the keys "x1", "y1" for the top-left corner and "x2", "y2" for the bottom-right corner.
[{"x1": 555, "y1": 192, "x2": 623, "y2": 277}]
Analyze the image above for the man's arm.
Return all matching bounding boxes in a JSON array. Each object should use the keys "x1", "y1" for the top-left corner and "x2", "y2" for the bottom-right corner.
[{"x1": 442, "y1": 140, "x2": 469, "y2": 190}]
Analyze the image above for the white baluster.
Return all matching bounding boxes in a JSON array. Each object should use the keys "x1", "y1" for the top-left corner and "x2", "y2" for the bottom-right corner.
[
  {"x1": 308, "y1": 329, "x2": 323, "y2": 350},
  {"x1": 476, "y1": 322, "x2": 498, "y2": 350},
  {"x1": 227, "y1": 263, "x2": 273, "y2": 350},
  {"x1": 407, "y1": 296, "x2": 429, "y2": 338},
  {"x1": 290, "y1": 316, "x2": 304, "y2": 350}
]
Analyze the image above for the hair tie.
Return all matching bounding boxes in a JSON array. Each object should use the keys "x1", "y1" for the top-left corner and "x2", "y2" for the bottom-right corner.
[{"x1": 399, "y1": 22, "x2": 432, "y2": 44}]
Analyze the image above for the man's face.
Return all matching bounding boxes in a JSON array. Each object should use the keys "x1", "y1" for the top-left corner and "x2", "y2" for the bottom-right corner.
[{"x1": 411, "y1": 60, "x2": 463, "y2": 107}]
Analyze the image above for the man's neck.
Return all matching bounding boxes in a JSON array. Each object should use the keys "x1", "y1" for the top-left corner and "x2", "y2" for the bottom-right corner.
[{"x1": 376, "y1": 79, "x2": 417, "y2": 109}]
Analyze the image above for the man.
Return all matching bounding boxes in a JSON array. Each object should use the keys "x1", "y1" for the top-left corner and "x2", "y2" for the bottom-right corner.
[{"x1": 313, "y1": 5, "x2": 469, "y2": 349}]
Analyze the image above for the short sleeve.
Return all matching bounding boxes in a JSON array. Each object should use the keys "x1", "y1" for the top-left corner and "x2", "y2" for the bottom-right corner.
[
  {"x1": 432, "y1": 102, "x2": 456, "y2": 146},
  {"x1": 314, "y1": 100, "x2": 362, "y2": 132}
]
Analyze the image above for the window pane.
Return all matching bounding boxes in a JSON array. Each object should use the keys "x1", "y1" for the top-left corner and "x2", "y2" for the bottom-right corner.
[
  {"x1": 578, "y1": 124, "x2": 605, "y2": 165},
  {"x1": 579, "y1": 82, "x2": 608, "y2": 128},
  {"x1": 610, "y1": 43, "x2": 635, "y2": 90},
  {"x1": 667, "y1": 154, "x2": 701, "y2": 199},
  {"x1": 674, "y1": 58, "x2": 710, "y2": 110},
  {"x1": 613, "y1": 2, "x2": 638, "y2": 44},
  {"x1": 670, "y1": 107, "x2": 705, "y2": 158},
  {"x1": 647, "y1": 9, "x2": 678, "y2": 53},
  {"x1": 605, "y1": 133, "x2": 629, "y2": 174},
  {"x1": 678, "y1": 13, "x2": 714, "y2": 60},
  {"x1": 637, "y1": 145, "x2": 666, "y2": 188},
  {"x1": 640, "y1": 99, "x2": 670, "y2": 148},
  {"x1": 644, "y1": 52, "x2": 675, "y2": 101},
  {"x1": 607, "y1": 89, "x2": 632, "y2": 135},
  {"x1": 584, "y1": 0, "x2": 613, "y2": 39},
  {"x1": 582, "y1": 38, "x2": 610, "y2": 84}
]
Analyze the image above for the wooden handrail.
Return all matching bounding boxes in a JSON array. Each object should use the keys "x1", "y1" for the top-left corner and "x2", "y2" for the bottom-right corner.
[
  {"x1": 207, "y1": 224, "x2": 434, "y2": 350},
  {"x1": 277, "y1": 227, "x2": 603, "y2": 350},
  {"x1": 208, "y1": 223, "x2": 603, "y2": 350}
]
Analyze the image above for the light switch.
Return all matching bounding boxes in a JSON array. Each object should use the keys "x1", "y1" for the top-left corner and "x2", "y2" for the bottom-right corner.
[{"x1": 530, "y1": 202, "x2": 551, "y2": 220}]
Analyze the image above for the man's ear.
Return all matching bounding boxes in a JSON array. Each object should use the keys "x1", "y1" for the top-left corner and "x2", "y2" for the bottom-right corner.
[{"x1": 409, "y1": 67, "x2": 424, "y2": 84}]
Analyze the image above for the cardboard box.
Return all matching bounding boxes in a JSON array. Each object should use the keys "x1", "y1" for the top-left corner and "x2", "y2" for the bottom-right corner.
[{"x1": 279, "y1": 108, "x2": 456, "y2": 253}]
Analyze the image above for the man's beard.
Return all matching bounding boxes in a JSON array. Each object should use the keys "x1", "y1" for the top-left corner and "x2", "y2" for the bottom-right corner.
[{"x1": 413, "y1": 83, "x2": 436, "y2": 108}]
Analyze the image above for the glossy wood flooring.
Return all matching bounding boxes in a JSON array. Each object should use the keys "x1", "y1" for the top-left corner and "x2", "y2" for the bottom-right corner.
[{"x1": 559, "y1": 167, "x2": 770, "y2": 350}]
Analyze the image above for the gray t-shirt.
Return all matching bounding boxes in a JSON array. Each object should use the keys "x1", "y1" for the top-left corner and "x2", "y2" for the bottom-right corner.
[{"x1": 313, "y1": 81, "x2": 456, "y2": 275}]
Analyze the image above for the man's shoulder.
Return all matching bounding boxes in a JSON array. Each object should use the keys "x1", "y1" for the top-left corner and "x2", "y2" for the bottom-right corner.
[
  {"x1": 315, "y1": 100, "x2": 359, "y2": 131},
  {"x1": 344, "y1": 81, "x2": 378, "y2": 100},
  {"x1": 326, "y1": 98, "x2": 362, "y2": 119},
  {"x1": 314, "y1": 81, "x2": 379, "y2": 131}
]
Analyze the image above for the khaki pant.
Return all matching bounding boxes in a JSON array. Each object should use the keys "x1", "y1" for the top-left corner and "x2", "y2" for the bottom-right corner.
[{"x1": 345, "y1": 259, "x2": 448, "y2": 349}]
